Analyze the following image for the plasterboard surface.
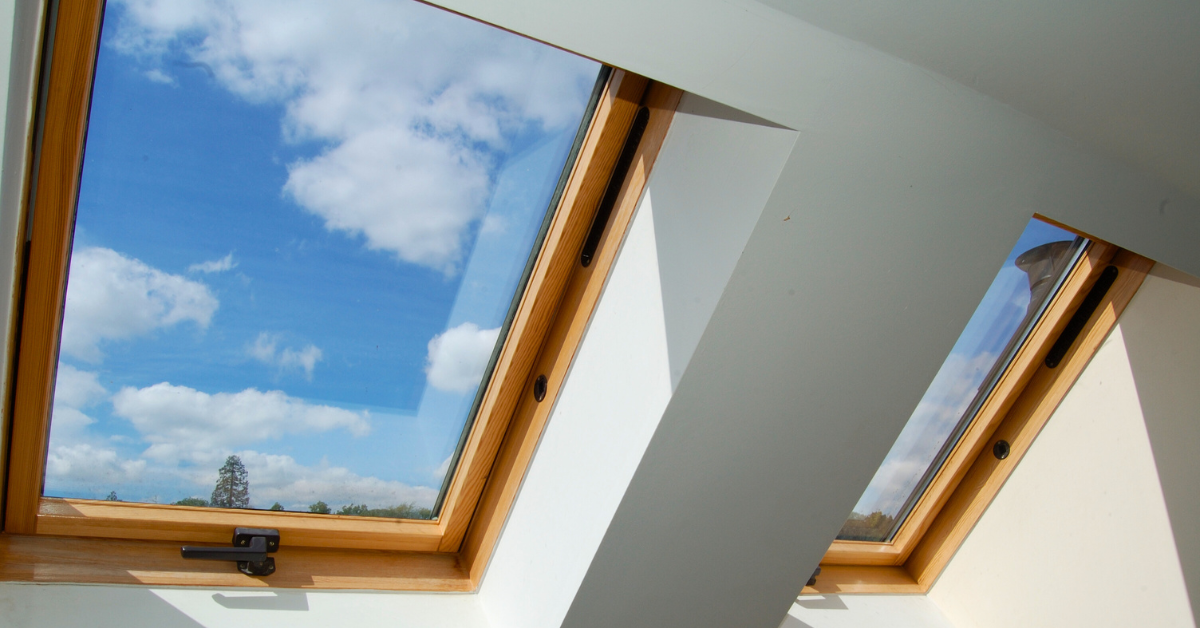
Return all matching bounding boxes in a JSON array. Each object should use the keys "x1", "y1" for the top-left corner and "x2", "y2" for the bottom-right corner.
[
  {"x1": 413, "y1": 4, "x2": 1200, "y2": 627},
  {"x1": 930, "y1": 317, "x2": 1195, "y2": 627}
]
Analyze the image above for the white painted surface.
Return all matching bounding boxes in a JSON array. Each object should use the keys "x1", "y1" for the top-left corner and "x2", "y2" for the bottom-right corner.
[
  {"x1": 418, "y1": 3, "x2": 1200, "y2": 626},
  {"x1": 754, "y1": 0, "x2": 1200, "y2": 200},
  {"x1": 1101, "y1": 266, "x2": 1200, "y2": 623},
  {"x1": 478, "y1": 189, "x2": 673, "y2": 628},
  {"x1": 783, "y1": 595, "x2": 955, "y2": 628},
  {"x1": 929, "y1": 270, "x2": 1199, "y2": 627},
  {"x1": 479, "y1": 97, "x2": 796, "y2": 628},
  {"x1": 649, "y1": 94, "x2": 798, "y2": 389},
  {"x1": 0, "y1": 582, "x2": 489, "y2": 628},
  {"x1": 427, "y1": 0, "x2": 1200, "y2": 280}
]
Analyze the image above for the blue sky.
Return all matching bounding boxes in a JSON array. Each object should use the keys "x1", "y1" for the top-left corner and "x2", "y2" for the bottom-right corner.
[
  {"x1": 844, "y1": 218, "x2": 1083, "y2": 534},
  {"x1": 44, "y1": 0, "x2": 599, "y2": 512}
]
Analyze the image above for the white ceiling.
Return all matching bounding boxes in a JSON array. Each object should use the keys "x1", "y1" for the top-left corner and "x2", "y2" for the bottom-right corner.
[
  {"x1": 421, "y1": 2, "x2": 1200, "y2": 627},
  {"x1": 755, "y1": 0, "x2": 1200, "y2": 199}
]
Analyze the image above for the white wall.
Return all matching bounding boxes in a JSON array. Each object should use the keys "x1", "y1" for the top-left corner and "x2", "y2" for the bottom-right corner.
[
  {"x1": 477, "y1": 92, "x2": 796, "y2": 628},
  {"x1": 929, "y1": 266, "x2": 1200, "y2": 628},
  {"x1": 412, "y1": 2, "x2": 1200, "y2": 626},
  {"x1": 0, "y1": 582, "x2": 489, "y2": 628},
  {"x1": 783, "y1": 595, "x2": 954, "y2": 628},
  {"x1": 1120, "y1": 266, "x2": 1200, "y2": 621}
]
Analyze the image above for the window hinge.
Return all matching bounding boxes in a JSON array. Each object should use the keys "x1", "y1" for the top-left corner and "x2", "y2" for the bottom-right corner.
[{"x1": 181, "y1": 527, "x2": 280, "y2": 576}]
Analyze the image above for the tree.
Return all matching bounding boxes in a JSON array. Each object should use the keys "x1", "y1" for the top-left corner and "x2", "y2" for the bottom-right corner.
[
  {"x1": 174, "y1": 497, "x2": 208, "y2": 507},
  {"x1": 105, "y1": 491, "x2": 119, "y2": 501},
  {"x1": 308, "y1": 501, "x2": 331, "y2": 514},
  {"x1": 335, "y1": 502, "x2": 433, "y2": 519},
  {"x1": 269, "y1": 502, "x2": 284, "y2": 511},
  {"x1": 210, "y1": 455, "x2": 250, "y2": 508}
]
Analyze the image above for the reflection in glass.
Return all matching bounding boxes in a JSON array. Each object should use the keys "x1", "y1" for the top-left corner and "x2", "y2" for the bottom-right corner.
[
  {"x1": 43, "y1": 0, "x2": 601, "y2": 518},
  {"x1": 838, "y1": 219, "x2": 1086, "y2": 542}
]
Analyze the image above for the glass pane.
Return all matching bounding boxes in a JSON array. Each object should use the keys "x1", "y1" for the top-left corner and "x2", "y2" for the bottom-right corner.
[
  {"x1": 44, "y1": 0, "x2": 601, "y2": 518},
  {"x1": 838, "y1": 218, "x2": 1086, "y2": 541}
]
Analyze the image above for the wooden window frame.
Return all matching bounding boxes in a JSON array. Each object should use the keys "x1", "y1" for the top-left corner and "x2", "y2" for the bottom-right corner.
[
  {"x1": 806, "y1": 222, "x2": 1154, "y2": 594},
  {"x1": 0, "y1": 0, "x2": 682, "y2": 590}
]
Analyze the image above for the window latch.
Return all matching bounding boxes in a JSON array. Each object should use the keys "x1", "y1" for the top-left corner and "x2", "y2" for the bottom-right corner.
[{"x1": 181, "y1": 527, "x2": 280, "y2": 576}]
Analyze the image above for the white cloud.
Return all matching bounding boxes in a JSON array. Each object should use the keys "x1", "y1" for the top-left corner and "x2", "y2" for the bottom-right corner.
[
  {"x1": 61, "y1": 247, "x2": 218, "y2": 362},
  {"x1": 248, "y1": 332, "x2": 323, "y2": 380},
  {"x1": 227, "y1": 451, "x2": 439, "y2": 509},
  {"x1": 188, "y1": 252, "x2": 236, "y2": 273},
  {"x1": 43, "y1": 373, "x2": 438, "y2": 508},
  {"x1": 111, "y1": 383, "x2": 370, "y2": 462},
  {"x1": 144, "y1": 68, "x2": 175, "y2": 84},
  {"x1": 425, "y1": 322, "x2": 500, "y2": 393},
  {"x1": 54, "y1": 364, "x2": 108, "y2": 409},
  {"x1": 48, "y1": 364, "x2": 108, "y2": 447},
  {"x1": 45, "y1": 443, "x2": 147, "y2": 485},
  {"x1": 109, "y1": 0, "x2": 597, "y2": 273},
  {"x1": 851, "y1": 351, "x2": 998, "y2": 517},
  {"x1": 282, "y1": 127, "x2": 489, "y2": 269},
  {"x1": 434, "y1": 454, "x2": 452, "y2": 480}
]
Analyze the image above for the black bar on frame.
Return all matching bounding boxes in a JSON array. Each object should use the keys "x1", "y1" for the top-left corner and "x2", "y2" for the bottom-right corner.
[
  {"x1": 1044, "y1": 264, "x2": 1119, "y2": 368},
  {"x1": 580, "y1": 106, "x2": 650, "y2": 267}
]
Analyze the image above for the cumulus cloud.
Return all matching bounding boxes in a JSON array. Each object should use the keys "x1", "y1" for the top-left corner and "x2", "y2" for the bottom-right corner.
[
  {"x1": 188, "y1": 252, "x2": 236, "y2": 273},
  {"x1": 48, "y1": 364, "x2": 108, "y2": 446},
  {"x1": 433, "y1": 455, "x2": 453, "y2": 480},
  {"x1": 144, "y1": 68, "x2": 174, "y2": 84},
  {"x1": 111, "y1": 383, "x2": 370, "y2": 462},
  {"x1": 226, "y1": 451, "x2": 439, "y2": 510},
  {"x1": 45, "y1": 443, "x2": 147, "y2": 485},
  {"x1": 43, "y1": 371, "x2": 437, "y2": 508},
  {"x1": 248, "y1": 332, "x2": 323, "y2": 380},
  {"x1": 44, "y1": 365, "x2": 146, "y2": 487},
  {"x1": 61, "y1": 247, "x2": 218, "y2": 362},
  {"x1": 425, "y1": 322, "x2": 500, "y2": 393},
  {"x1": 852, "y1": 351, "x2": 998, "y2": 517},
  {"x1": 54, "y1": 364, "x2": 108, "y2": 409},
  {"x1": 108, "y1": 0, "x2": 597, "y2": 273}
]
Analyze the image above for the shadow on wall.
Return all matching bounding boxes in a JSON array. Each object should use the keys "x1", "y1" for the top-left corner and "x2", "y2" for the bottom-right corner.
[
  {"x1": 1120, "y1": 264, "x2": 1200, "y2": 623},
  {"x1": 780, "y1": 613, "x2": 817, "y2": 628},
  {"x1": 646, "y1": 93, "x2": 799, "y2": 391},
  {"x1": 778, "y1": 596, "x2": 846, "y2": 628},
  {"x1": 212, "y1": 591, "x2": 309, "y2": 611},
  {"x1": 0, "y1": 583, "x2": 209, "y2": 628}
]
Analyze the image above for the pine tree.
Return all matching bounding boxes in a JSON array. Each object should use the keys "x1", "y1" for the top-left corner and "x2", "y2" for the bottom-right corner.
[{"x1": 210, "y1": 455, "x2": 250, "y2": 508}]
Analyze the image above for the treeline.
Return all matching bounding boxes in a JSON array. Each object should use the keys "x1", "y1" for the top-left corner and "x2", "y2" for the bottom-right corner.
[
  {"x1": 104, "y1": 454, "x2": 434, "y2": 520},
  {"x1": 837, "y1": 510, "x2": 898, "y2": 541},
  {"x1": 307, "y1": 501, "x2": 433, "y2": 520},
  {"x1": 172, "y1": 496, "x2": 433, "y2": 520}
]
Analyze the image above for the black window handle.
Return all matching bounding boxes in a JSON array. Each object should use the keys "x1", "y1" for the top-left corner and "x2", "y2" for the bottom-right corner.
[{"x1": 181, "y1": 527, "x2": 280, "y2": 576}]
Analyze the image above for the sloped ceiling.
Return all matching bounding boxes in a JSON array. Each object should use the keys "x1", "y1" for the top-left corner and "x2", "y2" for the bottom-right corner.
[
  {"x1": 756, "y1": 0, "x2": 1200, "y2": 199},
  {"x1": 421, "y1": 2, "x2": 1200, "y2": 627}
]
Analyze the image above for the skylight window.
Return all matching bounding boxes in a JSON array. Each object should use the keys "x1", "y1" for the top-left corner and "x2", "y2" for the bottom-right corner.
[
  {"x1": 43, "y1": 0, "x2": 601, "y2": 519},
  {"x1": 839, "y1": 218, "x2": 1086, "y2": 542}
]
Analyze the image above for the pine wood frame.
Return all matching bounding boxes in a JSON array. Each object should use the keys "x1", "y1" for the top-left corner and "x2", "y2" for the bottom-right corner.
[
  {"x1": 0, "y1": 0, "x2": 682, "y2": 590},
  {"x1": 806, "y1": 228, "x2": 1155, "y2": 594}
]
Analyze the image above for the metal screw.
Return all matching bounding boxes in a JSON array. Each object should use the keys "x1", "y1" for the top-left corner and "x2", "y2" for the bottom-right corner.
[
  {"x1": 993, "y1": 440, "x2": 1011, "y2": 460},
  {"x1": 533, "y1": 375, "x2": 548, "y2": 402}
]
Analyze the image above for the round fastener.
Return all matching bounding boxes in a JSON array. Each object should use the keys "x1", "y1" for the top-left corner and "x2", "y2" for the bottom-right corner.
[
  {"x1": 533, "y1": 375, "x2": 548, "y2": 402},
  {"x1": 993, "y1": 439, "x2": 1011, "y2": 460}
]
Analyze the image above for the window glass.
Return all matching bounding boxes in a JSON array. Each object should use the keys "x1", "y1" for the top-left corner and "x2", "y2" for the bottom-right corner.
[
  {"x1": 838, "y1": 218, "x2": 1086, "y2": 542},
  {"x1": 44, "y1": 0, "x2": 601, "y2": 518}
]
